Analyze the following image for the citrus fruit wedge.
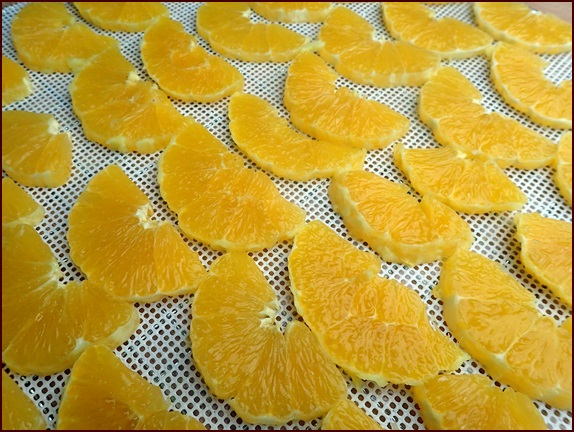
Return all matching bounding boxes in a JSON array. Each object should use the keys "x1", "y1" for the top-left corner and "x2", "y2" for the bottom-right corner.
[
  {"x1": 474, "y1": 2, "x2": 572, "y2": 54},
  {"x1": 69, "y1": 47, "x2": 188, "y2": 153},
  {"x1": 190, "y1": 252, "x2": 347, "y2": 425},
  {"x1": 11, "y1": 2, "x2": 118, "y2": 73},
  {"x1": 57, "y1": 345, "x2": 205, "y2": 430},
  {"x1": 141, "y1": 16, "x2": 244, "y2": 103},
  {"x1": 394, "y1": 143, "x2": 527, "y2": 214},
  {"x1": 382, "y1": 2, "x2": 493, "y2": 59},
  {"x1": 2, "y1": 110, "x2": 72, "y2": 188},
  {"x1": 420, "y1": 67, "x2": 556, "y2": 169},
  {"x1": 435, "y1": 250, "x2": 572, "y2": 409},
  {"x1": 196, "y1": 2, "x2": 315, "y2": 62},
  {"x1": 555, "y1": 132, "x2": 572, "y2": 205},
  {"x1": 2, "y1": 370, "x2": 47, "y2": 430},
  {"x1": 412, "y1": 374, "x2": 547, "y2": 430},
  {"x1": 284, "y1": 52, "x2": 410, "y2": 149},
  {"x1": 322, "y1": 399, "x2": 383, "y2": 430},
  {"x1": 289, "y1": 220, "x2": 468, "y2": 386},
  {"x1": 329, "y1": 170, "x2": 473, "y2": 266},
  {"x1": 228, "y1": 92, "x2": 366, "y2": 181},
  {"x1": 317, "y1": 6, "x2": 441, "y2": 87},
  {"x1": 2, "y1": 178, "x2": 44, "y2": 227},
  {"x1": 2, "y1": 55, "x2": 33, "y2": 107},
  {"x1": 2, "y1": 224, "x2": 139, "y2": 375},
  {"x1": 67, "y1": 165, "x2": 206, "y2": 302},
  {"x1": 73, "y1": 2, "x2": 169, "y2": 32},
  {"x1": 251, "y1": 2, "x2": 334, "y2": 22},
  {"x1": 158, "y1": 122, "x2": 306, "y2": 251},
  {"x1": 515, "y1": 213, "x2": 572, "y2": 307}
]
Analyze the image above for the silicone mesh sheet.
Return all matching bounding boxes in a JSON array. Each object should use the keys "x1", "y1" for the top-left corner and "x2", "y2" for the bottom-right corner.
[{"x1": 2, "y1": 2, "x2": 572, "y2": 430}]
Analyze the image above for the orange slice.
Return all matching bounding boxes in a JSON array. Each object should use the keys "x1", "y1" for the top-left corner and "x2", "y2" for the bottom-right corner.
[
  {"x1": 515, "y1": 213, "x2": 572, "y2": 307},
  {"x1": 2, "y1": 55, "x2": 33, "y2": 106},
  {"x1": 73, "y1": 2, "x2": 169, "y2": 32},
  {"x1": 2, "y1": 110, "x2": 72, "y2": 187},
  {"x1": 2, "y1": 178, "x2": 44, "y2": 227},
  {"x1": 284, "y1": 52, "x2": 410, "y2": 149},
  {"x1": 420, "y1": 67, "x2": 556, "y2": 169},
  {"x1": 57, "y1": 345, "x2": 205, "y2": 430},
  {"x1": 289, "y1": 221, "x2": 468, "y2": 386},
  {"x1": 329, "y1": 170, "x2": 473, "y2": 266},
  {"x1": 190, "y1": 252, "x2": 347, "y2": 425},
  {"x1": 491, "y1": 42, "x2": 571, "y2": 130},
  {"x1": 69, "y1": 48, "x2": 187, "y2": 153},
  {"x1": 196, "y1": 2, "x2": 314, "y2": 62},
  {"x1": 11, "y1": 2, "x2": 118, "y2": 73},
  {"x1": 2, "y1": 370, "x2": 47, "y2": 430},
  {"x1": 474, "y1": 2, "x2": 572, "y2": 54},
  {"x1": 435, "y1": 250, "x2": 572, "y2": 409},
  {"x1": 412, "y1": 374, "x2": 547, "y2": 430},
  {"x1": 2, "y1": 224, "x2": 139, "y2": 375},
  {"x1": 228, "y1": 92, "x2": 366, "y2": 180},
  {"x1": 141, "y1": 16, "x2": 244, "y2": 103},
  {"x1": 322, "y1": 399, "x2": 383, "y2": 430},
  {"x1": 251, "y1": 2, "x2": 334, "y2": 22},
  {"x1": 158, "y1": 122, "x2": 306, "y2": 251},
  {"x1": 394, "y1": 143, "x2": 527, "y2": 214},
  {"x1": 381, "y1": 2, "x2": 492, "y2": 59},
  {"x1": 317, "y1": 6, "x2": 441, "y2": 87},
  {"x1": 555, "y1": 132, "x2": 572, "y2": 205}
]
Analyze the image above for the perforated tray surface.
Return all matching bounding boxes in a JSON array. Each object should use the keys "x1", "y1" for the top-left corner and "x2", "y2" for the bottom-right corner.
[{"x1": 2, "y1": 2, "x2": 572, "y2": 430}]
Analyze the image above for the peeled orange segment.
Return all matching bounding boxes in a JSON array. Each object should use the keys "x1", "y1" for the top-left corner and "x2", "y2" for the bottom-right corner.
[
  {"x1": 2, "y1": 178, "x2": 44, "y2": 227},
  {"x1": 58, "y1": 345, "x2": 206, "y2": 430},
  {"x1": 329, "y1": 170, "x2": 473, "y2": 266},
  {"x1": 158, "y1": 122, "x2": 306, "y2": 251},
  {"x1": 555, "y1": 132, "x2": 572, "y2": 205},
  {"x1": 394, "y1": 143, "x2": 527, "y2": 214},
  {"x1": 381, "y1": 2, "x2": 493, "y2": 59},
  {"x1": 251, "y1": 2, "x2": 333, "y2": 23},
  {"x1": 435, "y1": 250, "x2": 572, "y2": 409},
  {"x1": 515, "y1": 213, "x2": 572, "y2": 307},
  {"x1": 190, "y1": 252, "x2": 347, "y2": 425},
  {"x1": 420, "y1": 67, "x2": 557, "y2": 169},
  {"x1": 11, "y1": 2, "x2": 118, "y2": 73},
  {"x1": 474, "y1": 2, "x2": 572, "y2": 54},
  {"x1": 284, "y1": 53, "x2": 410, "y2": 150},
  {"x1": 2, "y1": 224, "x2": 139, "y2": 375},
  {"x1": 228, "y1": 92, "x2": 366, "y2": 181},
  {"x1": 141, "y1": 16, "x2": 244, "y2": 103},
  {"x1": 73, "y1": 2, "x2": 169, "y2": 32},
  {"x1": 288, "y1": 221, "x2": 468, "y2": 386},
  {"x1": 2, "y1": 110, "x2": 72, "y2": 188},
  {"x1": 196, "y1": 2, "x2": 314, "y2": 62},
  {"x1": 70, "y1": 48, "x2": 187, "y2": 153},
  {"x1": 2, "y1": 55, "x2": 33, "y2": 107},
  {"x1": 2, "y1": 370, "x2": 47, "y2": 430},
  {"x1": 317, "y1": 6, "x2": 441, "y2": 87},
  {"x1": 322, "y1": 399, "x2": 383, "y2": 430},
  {"x1": 412, "y1": 374, "x2": 548, "y2": 430}
]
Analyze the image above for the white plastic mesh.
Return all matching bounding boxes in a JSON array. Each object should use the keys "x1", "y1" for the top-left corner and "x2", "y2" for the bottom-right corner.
[{"x1": 2, "y1": 2, "x2": 572, "y2": 430}]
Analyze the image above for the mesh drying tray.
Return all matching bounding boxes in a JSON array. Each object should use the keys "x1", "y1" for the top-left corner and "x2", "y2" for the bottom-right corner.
[{"x1": 2, "y1": 2, "x2": 572, "y2": 430}]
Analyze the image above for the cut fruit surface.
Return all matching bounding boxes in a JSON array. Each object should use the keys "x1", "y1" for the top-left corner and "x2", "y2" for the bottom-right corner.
[
  {"x1": 317, "y1": 6, "x2": 441, "y2": 87},
  {"x1": 141, "y1": 16, "x2": 244, "y2": 103},
  {"x1": 555, "y1": 132, "x2": 572, "y2": 205},
  {"x1": 329, "y1": 170, "x2": 473, "y2": 266},
  {"x1": 412, "y1": 374, "x2": 547, "y2": 430},
  {"x1": 382, "y1": 2, "x2": 492, "y2": 59},
  {"x1": 435, "y1": 250, "x2": 572, "y2": 409},
  {"x1": 67, "y1": 165, "x2": 206, "y2": 302},
  {"x1": 2, "y1": 55, "x2": 33, "y2": 106},
  {"x1": 251, "y1": 2, "x2": 333, "y2": 22},
  {"x1": 420, "y1": 67, "x2": 557, "y2": 169},
  {"x1": 74, "y1": 2, "x2": 169, "y2": 32},
  {"x1": 2, "y1": 224, "x2": 139, "y2": 375},
  {"x1": 2, "y1": 178, "x2": 44, "y2": 227},
  {"x1": 158, "y1": 122, "x2": 306, "y2": 251},
  {"x1": 321, "y1": 399, "x2": 383, "y2": 430},
  {"x1": 289, "y1": 221, "x2": 468, "y2": 386},
  {"x1": 228, "y1": 92, "x2": 366, "y2": 181},
  {"x1": 2, "y1": 370, "x2": 47, "y2": 430},
  {"x1": 515, "y1": 212, "x2": 572, "y2": 306},
  {"x1": 2, "y1": 110, "x2": 72, "y2": 187},
  {"x1": 284, "y1": 52, "x2": 410, "y2": 150},
  {"x1": 190, "y1": 252, "x2": 347, "y2": 425},
  {"x1": 11, "y1": 2, "x2": 118, "y2": 73},
  {"x1": 394, "y1": 143, "x2": 527, "y2": 214}
]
